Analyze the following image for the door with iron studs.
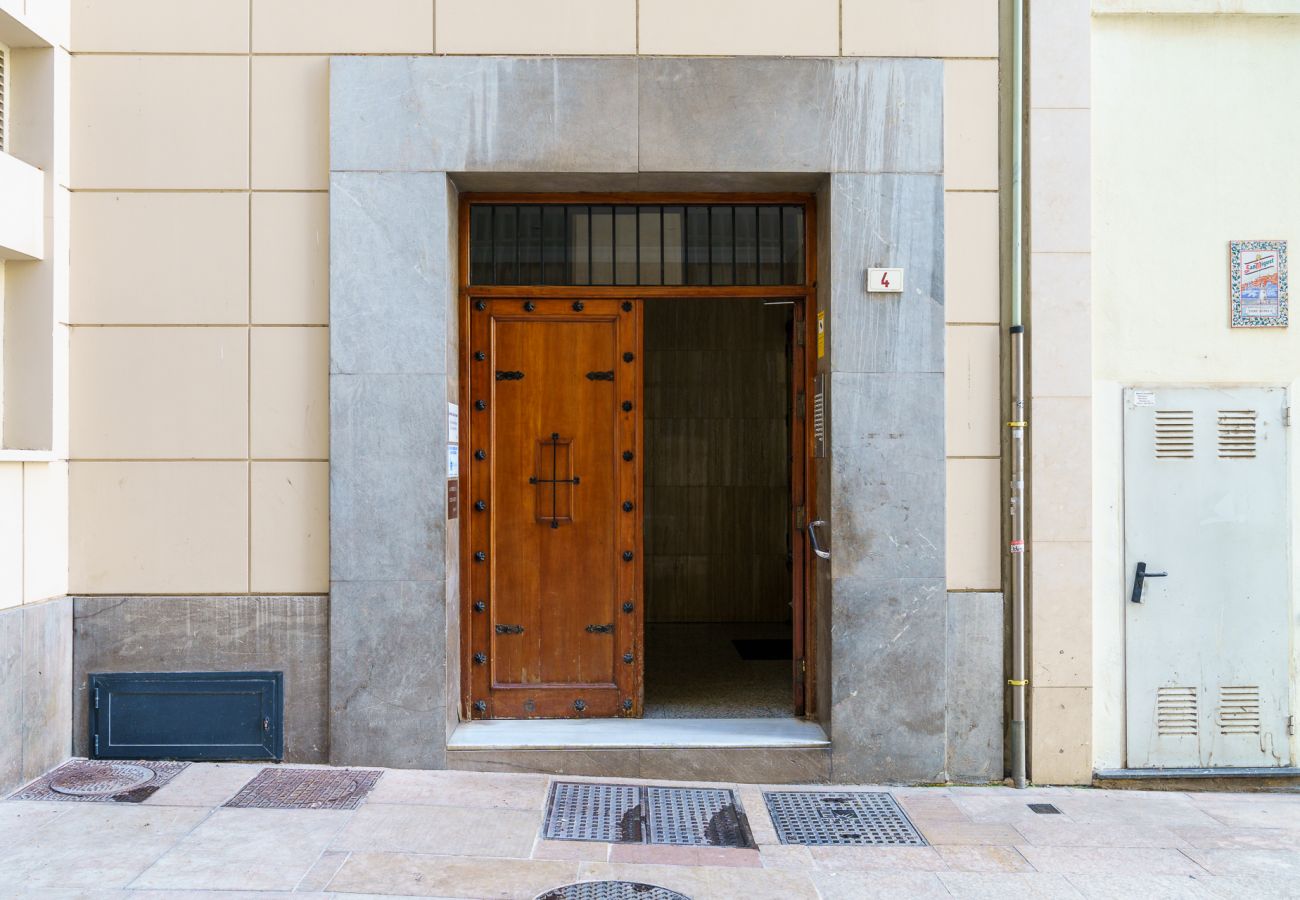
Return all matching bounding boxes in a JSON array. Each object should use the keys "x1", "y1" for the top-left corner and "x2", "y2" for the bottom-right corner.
[{"x1": 466, "y1": 298, "x2": 643, "y2": 718}]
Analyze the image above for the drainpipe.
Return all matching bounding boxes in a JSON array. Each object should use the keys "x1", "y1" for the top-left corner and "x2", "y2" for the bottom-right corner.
[{"x1": 1008, "y1": 0, "x2": 1029, "y2": 790}]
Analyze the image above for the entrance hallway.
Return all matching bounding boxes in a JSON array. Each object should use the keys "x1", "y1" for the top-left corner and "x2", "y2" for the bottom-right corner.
[{"x1": 5, "y1": 761, "x2": 1298, "y2": 897}]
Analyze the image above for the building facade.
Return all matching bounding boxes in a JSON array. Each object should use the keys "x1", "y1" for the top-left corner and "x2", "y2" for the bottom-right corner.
[{"x1": 0, "y1": 0, "x2": 1291, "y2": 792}]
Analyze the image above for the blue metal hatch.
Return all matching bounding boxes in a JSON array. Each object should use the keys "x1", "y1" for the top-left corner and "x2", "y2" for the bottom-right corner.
[{"x1": 89, "y1": 671, "x2": 283, "y2": 761}]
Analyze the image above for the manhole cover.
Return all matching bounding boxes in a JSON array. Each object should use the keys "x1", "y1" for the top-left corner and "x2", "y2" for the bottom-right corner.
[
  {"x1": 545, "y1": 782, "x2": 642, "y2": 842},
  {"x1": 8, "y1": 759, "x2": 190, "y2": 804},
  {"x1": 537, "y1": 882, "x2": 690, "y2": 900},
  {"x1": 50, "y1": 762, "x2": 155, "y2": 796},
  {"x1": 646, "y1": 786, "x2": 750, "y2": 847},
  {"x1": 543, "y1": 782, "x2": 753, "y2": 848},
  {"x1": 763, "y1": 791, "x2": 926, "y2": 846},
  {"x1": 224, "y1": 767, "x2": 382, "y2": 810}
]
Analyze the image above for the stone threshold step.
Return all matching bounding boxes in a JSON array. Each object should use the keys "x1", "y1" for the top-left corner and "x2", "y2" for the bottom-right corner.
[
  {"x1": 448, "y1": 717, "x2": 830, "y2": 751},
  {"x1": 1096, "y1": 766, "x2": 1300, "y2": 779}
]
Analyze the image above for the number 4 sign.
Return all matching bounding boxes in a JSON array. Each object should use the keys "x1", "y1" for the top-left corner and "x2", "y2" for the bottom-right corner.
[{"x1": 867, "y1": 268, "x2": 904, "y2": 294}]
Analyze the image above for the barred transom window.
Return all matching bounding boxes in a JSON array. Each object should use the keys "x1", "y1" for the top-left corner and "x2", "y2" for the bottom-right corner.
[{"x1": 469, "y1": 204, "x2": 806, "y2": 286}]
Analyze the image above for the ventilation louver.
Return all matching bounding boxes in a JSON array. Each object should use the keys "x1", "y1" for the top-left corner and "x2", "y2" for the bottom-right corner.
[
  {"x1": 1156, "y1": 686, "x2": 1198, "y2": 736},
  {"x1": 1154, "y1": 410, "x2": 1194, "y2": 459},
  {"x1": 1218, "y1": 685, "x2": 1261, "y2": 735},
  {"x1": 1217, "y1": 410, "x2": 1257, "y2": 459}
]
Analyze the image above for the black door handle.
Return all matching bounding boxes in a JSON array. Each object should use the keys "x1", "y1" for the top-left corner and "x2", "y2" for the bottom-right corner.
[{"x1": 1130, "y1": 561, "x2": 1168, "y2": 604}]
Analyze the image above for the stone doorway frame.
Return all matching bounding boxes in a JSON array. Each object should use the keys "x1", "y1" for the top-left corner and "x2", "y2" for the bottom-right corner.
[{"x1": 328, "y1": 55, "x2": 960, "y2": 781}]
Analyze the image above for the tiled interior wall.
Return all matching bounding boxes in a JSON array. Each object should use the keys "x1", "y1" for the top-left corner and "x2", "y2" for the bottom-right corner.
[{"x1": 65, "y1": 0, "x2": 1002, "y2": 596}]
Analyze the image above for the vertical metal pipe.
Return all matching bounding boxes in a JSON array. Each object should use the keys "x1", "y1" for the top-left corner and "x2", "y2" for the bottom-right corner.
[{"x1": 1008, "y1": 0, "x2": 1029, "y2": 790}]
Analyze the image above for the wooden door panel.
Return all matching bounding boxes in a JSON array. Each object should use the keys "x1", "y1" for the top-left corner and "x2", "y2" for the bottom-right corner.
[{"x1": 467, "y1": 298, "x2": 642, "y2": 718}]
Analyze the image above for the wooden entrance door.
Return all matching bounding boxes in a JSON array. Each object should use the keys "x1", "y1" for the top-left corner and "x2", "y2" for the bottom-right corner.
[{"x1": 466, "y1": 298, "x2": 642, "y2": 718}]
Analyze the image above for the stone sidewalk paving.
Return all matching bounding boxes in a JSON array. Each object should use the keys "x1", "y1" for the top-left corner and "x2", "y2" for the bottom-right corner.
[{"x1": 4, "y1": 763, "x2": 1300, "y2": 899}]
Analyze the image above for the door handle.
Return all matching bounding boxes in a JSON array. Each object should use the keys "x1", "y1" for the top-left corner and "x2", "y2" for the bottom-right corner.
[
  {"x1": 808, "y1": 520, "x2": 830, "y2": 560},
  {"x1": 1129, "y1": 561, "x2": 1167, "y2": 604}
]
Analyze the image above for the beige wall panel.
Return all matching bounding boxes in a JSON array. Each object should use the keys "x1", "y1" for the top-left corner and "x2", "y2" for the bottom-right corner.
[
  {"x1": 22, "y1": 462, "x2": 68, "y2": 604},
  {"x1": 436, "y1": 0, "x2": 635, "y2": 54},
  {"x1": 250, "y1": 460, "x2": 327, "y2": 593},
  {"x1": 250, "y1": 327, "x2": 328, "y2": 460},
  {"x1": 1029, "y1": 396, "x2": 1090, "y2": 544},
  {"x1": 251, "y1": 0, "x2": 433, "y2": 53},
  {"x1": 251, "y1": 56, "x2": 328, "y2": 192},
  {"x1": 1029, "y1": 109, "x2": 1090, "y2": 254},
  {"x1": 1029, "y1": 0, "x2": 1089, "y2": 110},
  {"x1": 72, "y1": 0, "x2": 250, "y2": 53},
  {"x1": 945, "y1": 191, "x2": 1001, "y2": 325},
  {"x1": 0, "y1": 464, "x2": 21, "y2": 610},
  {"x1": 1030, "y1": 253, "x2": 1090, "y2": 398},
  {"x1": 71, "y1": 327, "x2": 248, "y2": 459},
  {"x1": 251, "y1": 192, "x2": 328, "y2": 325},
  {"x1": 1031, "y1": 540, "x2": 1091, "y2": 688},
  {"x1": 946, "y1": 457, "x2": 1001, "y2": 591},
  {"x1": 639, "y1": 0, "x2": 838, "y2": 56},
  {"x1": 944, "y1": 60, "x2": 1000, "y2": 192},
  {"x1": 946, "y1": 325, "x2": 1000, "y2": 458},
  {"x1": 71, "y1": 193, "x2": 249, "y2": 325},
  {"x1": 842, "y1": 0, "x2": 999, "y2": 58},
  {"x1": 71, "y1": 56, "x2": 249, "y2": 190},
  {"x1": 69, "y1": 461, "x2": 248, "y2": 594},
  {"x1": 1031, "y1": 686, "x2": 1092, "y2": 784}
]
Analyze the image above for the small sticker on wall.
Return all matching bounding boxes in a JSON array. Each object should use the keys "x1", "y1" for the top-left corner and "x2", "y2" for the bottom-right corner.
[
  {"x1": 447, "y1": 443, "x2": 459, "y2": 478},
  {"x1": 1133, "y1": 390, "x2": 1156, "y2": 407},
  {"x1": 817, "y1": 311, "x2": 825, "y2": 360}
]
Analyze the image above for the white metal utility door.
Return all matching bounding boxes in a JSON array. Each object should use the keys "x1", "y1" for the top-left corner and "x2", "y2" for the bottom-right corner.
[{"x1": 1124, "y1": 387, "x2": 1291, "y2": 768}]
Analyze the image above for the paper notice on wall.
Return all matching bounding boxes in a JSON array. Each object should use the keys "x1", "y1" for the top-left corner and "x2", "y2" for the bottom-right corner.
[
  {"x1": 448, "y1": 403, "x2": 459, "y2": 441},
  {"x1": 447, "y1": 443, "x2": 459, "y2": 478},
  {"x1": 816, "y1": 311, "x2": 825, "y2": 360},
  {"x1": 1133, "y1": 390, "x2": 1156, "y2": 407}
]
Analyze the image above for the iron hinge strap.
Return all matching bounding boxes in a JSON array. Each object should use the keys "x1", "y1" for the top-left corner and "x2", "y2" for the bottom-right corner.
[
  {"x1": 93, "y1": 734, "x2": 100, "y2": 755},
  {"x1": 93, "y1": 687, "x2": 100, "y2": 710},
  {"x1": 1289, "y1": 716, "x2": 1295, "y2": 735},
  {"x1": 1285, "y1": 407, "x2": 1291, "y2": 427}
]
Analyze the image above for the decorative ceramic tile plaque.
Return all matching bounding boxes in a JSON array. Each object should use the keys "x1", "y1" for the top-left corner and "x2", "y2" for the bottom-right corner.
[{"x1": 1230, "y1": 240, "x2": 1288, "y2": 328}]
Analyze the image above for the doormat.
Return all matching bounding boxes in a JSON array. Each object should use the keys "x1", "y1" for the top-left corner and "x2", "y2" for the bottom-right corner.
[
  {"x1": 544, "y1": 782, "x2": 755, "y2": 848},
  {"x1": 224, "y1": 767, "x2": 382, "y2": 810},
  {"x1": 763, "y1": 790, "x2": 926, "y2": 846},
  {"x1": 732, "y1": 638, "x2": 792, "y2": 660},
  {"x1": 537, "y1": 882, "x2": 690, "y2": 900},
  {"x1": 9, "y1": 759, "x2": 190, "y2": 803}
]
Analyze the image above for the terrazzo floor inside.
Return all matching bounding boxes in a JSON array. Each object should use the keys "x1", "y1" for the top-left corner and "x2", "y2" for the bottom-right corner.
[{"x1": 643, "y1": 622, "x2": 794, "y2": 719}]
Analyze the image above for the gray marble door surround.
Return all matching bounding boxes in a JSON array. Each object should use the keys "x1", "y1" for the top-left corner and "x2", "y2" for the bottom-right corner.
[{"x1": 329, "y1": 55, "x2": 996, "y2": 782}]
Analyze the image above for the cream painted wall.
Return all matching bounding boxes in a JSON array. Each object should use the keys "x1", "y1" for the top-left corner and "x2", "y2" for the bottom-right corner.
[
  {"x1": 1092, "y1": 14, "x2": 1300, "y2": 768},
  {"x1": 65, "y1": 1, "x2": 1004, "y2": 597}
]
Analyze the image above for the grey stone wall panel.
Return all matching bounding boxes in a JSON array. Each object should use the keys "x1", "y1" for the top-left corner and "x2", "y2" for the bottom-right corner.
[
  {"x1": 829, "y1": 577, "x2": 947, "y2": 782},
  {"x1": 330, "y1": 56, "x2": 639, "y2": 173},
  {"x1": 946, "y1": 592, "x2": 1005, "y2": 782},
  {"x1": 829, "y1": 173, "x2": 944, "y2": 374},
  {"x1": 638, "y1": 57, "x2": 942, "y2": 174},
  {"x1": 330, "y1": 172, "x2": 448, "y2": 376},
  {"x1": 829, "y1": 372, "x2": 945, "y2": 581},
  {"x1": 71, "y1": 595, "x2": 327, "y2": 762},
  {"x1": 330, "y1": 580, "x2": 446, "y2": 769}
]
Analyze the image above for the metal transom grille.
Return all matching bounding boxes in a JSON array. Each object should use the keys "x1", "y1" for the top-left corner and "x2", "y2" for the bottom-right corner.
[
  {"x1": 544, "y1": 782, "x2": 753, "y2": 847},
  {"x1": 537, "y1": 883, "x2": 691, "y2": 900},
  {"x1": 224, "y1": 767, "x2": 381, "y2": 810},
  {"x1": 470, "y1": 204, "x2": 806, "y2": 287},
  {"x1": 763, "y1": 791, "x2": 926, "y2": 846}
]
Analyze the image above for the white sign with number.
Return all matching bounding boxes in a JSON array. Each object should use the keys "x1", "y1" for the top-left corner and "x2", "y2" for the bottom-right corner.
[{"x1": 867, "y1": 268, "x2": 904, "y2": 293}]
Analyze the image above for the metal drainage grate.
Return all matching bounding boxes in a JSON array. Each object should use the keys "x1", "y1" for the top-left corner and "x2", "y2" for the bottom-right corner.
[
  {"x1": 537, "y1": 882, "x2": 690, "y2": 900},
  {"x1": 1029, "y1": 803, "x2": 1062, "y2": 815},
  {"x1": 224, "y1": 767, "x2": 382, "y2": 810},
  {"x1": 763, "y1": 791, "x2": 926, "y2": 846},
  {"x1": 544, "y1": 782, "x2": 754, "y2": 848},
  {"x1": 9, "y1": 759, "x2": 190, "y2": 803}
]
